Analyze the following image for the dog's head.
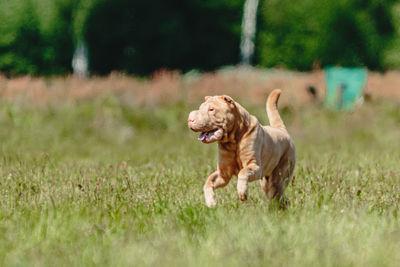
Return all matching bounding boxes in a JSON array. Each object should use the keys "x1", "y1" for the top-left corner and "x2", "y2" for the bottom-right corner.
[{"x1": 188, "y1": 95, "x2": 237, "y2": 143}]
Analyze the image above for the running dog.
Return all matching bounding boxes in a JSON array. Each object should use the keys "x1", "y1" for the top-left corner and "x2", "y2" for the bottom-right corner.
[{"x1": 188, "y1": 89, "x2": 295, "y2": 207}]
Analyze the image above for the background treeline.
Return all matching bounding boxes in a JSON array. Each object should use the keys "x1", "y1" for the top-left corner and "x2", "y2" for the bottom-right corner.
[{"x1": 0, "y1": 0, "x2": 399, "y2": 76}]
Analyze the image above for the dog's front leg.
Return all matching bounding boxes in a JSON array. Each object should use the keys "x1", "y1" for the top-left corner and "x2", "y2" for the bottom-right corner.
[
  {"x1": 237, "y1": 164, "x2": 261, "y2": 201},
  {"x1": 203, "y1": 171, "x2": 231, "y2": 207}
]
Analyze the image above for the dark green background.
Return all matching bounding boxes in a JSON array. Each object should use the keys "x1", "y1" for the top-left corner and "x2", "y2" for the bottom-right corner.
[{"x1": 0, "y1": 0, "x2": 399, "y2": 76}]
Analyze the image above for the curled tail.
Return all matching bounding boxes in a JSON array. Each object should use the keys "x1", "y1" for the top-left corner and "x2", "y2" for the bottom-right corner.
[{"x1": 266, "y1": 89, "x2": 286, "y2": 130}]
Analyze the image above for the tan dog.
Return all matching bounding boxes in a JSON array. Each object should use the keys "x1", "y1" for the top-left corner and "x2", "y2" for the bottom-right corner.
[{"x1": 188, "y1": 89, "x2": 295, "y2": 207}]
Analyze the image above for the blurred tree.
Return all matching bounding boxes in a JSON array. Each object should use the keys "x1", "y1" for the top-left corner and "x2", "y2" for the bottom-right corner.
[
  {"x1": 85, "y1": 0, "x2": 244, "y2": 75},
  {"x1": 0, "y1": 0, "x2": 74, "y2": 75},
  {"x1": 384, "y1": 1, "x2": 400, "y2": 68},
  {"x1": 0, "y1": 0, "x2": 399, "y2": 75},
  {"x1": 255, "y1": 0, "x2": 398, "y2": 70}
]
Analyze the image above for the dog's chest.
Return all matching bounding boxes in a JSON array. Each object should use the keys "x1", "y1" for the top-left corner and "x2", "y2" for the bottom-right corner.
[{"x1": 218, "y1": 143, "x2": 241, "y2": 176}]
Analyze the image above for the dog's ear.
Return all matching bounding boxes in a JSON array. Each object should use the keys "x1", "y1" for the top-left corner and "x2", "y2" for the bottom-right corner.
[
  {"x1": 221, "y1": 95, "x2": 234, "y2": 105},
  {"x1": 204, "y1": 96, "x2": 211, "y2": 101}
]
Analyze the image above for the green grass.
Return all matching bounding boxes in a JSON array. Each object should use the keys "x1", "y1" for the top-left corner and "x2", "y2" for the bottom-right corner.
[{"x1": 0, "y1": 96, "x2": 399, "y2": 266}]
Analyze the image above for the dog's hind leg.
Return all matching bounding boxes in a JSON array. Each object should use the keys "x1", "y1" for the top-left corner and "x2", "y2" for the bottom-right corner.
[
  {"x1": 260, "y1": 176, "x2": 270, "y2": 196},
  {"x1": 265, "y1": 158, "x2": 294, "y2": 208}
]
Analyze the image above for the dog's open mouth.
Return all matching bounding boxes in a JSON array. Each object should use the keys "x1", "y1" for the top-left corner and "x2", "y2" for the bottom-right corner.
[
  {"x1": 198, "y1": 129, "x2": 217, "y2": 141},
  {"x1": 198, "y1": 129, "x2": 218, "y2": 142}
]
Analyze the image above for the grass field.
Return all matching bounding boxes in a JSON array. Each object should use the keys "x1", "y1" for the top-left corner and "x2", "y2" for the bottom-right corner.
[{"x1": 0, "y1": 75, "x2": 399, "y2": 266}]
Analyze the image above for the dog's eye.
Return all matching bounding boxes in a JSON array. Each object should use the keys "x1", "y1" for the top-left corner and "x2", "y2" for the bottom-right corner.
[{"x1": 208, "y1": 108, "x2": 214, "y2": 112}]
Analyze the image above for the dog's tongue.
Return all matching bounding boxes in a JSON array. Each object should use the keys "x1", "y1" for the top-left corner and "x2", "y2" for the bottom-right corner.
[{"x1": 198, "y1": 132, "x2": 207, "y2": 141}]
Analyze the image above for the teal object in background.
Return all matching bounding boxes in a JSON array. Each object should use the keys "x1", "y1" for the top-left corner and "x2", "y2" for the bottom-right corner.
[{"x1": 325, "y1": 66, "x2": 367, "y2": 110}]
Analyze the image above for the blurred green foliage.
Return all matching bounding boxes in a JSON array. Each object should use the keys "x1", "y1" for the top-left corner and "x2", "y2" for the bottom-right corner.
[
  {"x1": 0, "y1": 0, "x2": 74, "y2": 75},
  {"x1": 85, "y1": 0, "x2": 244, "y2": 75},
  {"x1": 256, "y1": 0, "x2": 399, "y2": 70},
  {"x1": 0, "y1": 0, "x2": 399, "y2": 75}
]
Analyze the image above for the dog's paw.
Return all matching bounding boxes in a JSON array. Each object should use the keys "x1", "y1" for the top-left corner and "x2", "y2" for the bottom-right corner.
[
  {"x1": 238, "y1": 191, "x2": 248, "y2": 201},
  {"x1": 237, "y1": 180, "x2": 248, "y2": 201},
  {"x1": 204, "y1": 187, "x2": 217, "y2": 207},
  {"x1": 205, "y1": 198, "x2": 217, "y2": 207}
]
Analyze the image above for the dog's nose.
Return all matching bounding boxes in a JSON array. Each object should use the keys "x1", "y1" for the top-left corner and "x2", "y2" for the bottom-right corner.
[
  {"x1": 188, "y1": 118, "x2": 194, "y2": 128},
  {"x1": 188, "y1": 112, "x2": 196, "y2": 123}
]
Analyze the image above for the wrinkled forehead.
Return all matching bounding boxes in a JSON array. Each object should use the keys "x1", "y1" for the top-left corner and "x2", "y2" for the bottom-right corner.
[{"x1": 200, "y1": 96, "x2": 224, "y2": 109}]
